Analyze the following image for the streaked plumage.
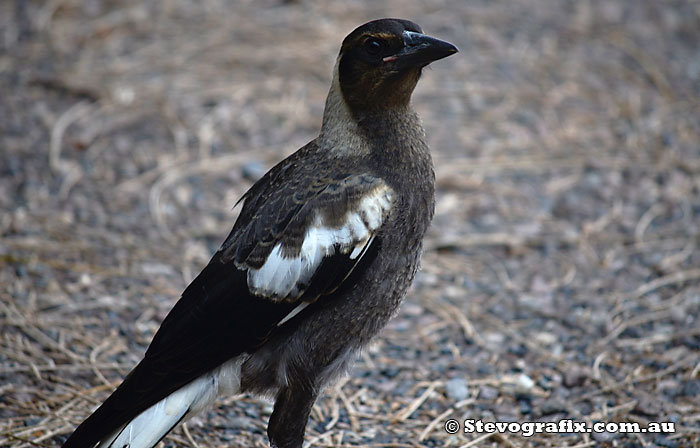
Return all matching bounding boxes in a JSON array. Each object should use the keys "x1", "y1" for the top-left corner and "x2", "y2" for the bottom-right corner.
[{"x1": 62, "y1": 18, "x2": 457, "y2": 448}]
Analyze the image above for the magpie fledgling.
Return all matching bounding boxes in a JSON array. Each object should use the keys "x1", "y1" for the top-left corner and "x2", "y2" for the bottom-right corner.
[{"x1": 62, "y1": 18, "x2": 457, "y2": 448}]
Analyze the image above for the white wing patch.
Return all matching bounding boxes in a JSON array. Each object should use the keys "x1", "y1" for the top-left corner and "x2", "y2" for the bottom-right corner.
[{"x1": 247, "y1": 184, "x2": 393, "y2": 300}]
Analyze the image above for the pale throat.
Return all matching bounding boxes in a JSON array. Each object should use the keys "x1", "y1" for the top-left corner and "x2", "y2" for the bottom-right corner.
[
  {"x1": 319, "y1": 61, "x2": 414, "y2": 157},
  {"x1": 318, "y1": 63, "x2": 369, "y2": 156}
]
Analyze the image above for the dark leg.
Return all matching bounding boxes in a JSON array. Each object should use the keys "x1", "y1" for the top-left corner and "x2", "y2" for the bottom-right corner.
[{"x1": 267, "y1": 381, "x2": 317, "y2": 448}]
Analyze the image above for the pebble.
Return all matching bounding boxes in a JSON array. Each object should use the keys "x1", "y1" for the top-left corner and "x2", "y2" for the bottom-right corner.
[
  {"x1": 681, "y1": 336, "x2": 700, "y2": 350},
  {"x1": 592, "y1": 431, "x2": 617, "y2": 443},
  {"x1": 518, "y1": 398, "x2": 533, "y2": 414},
  {"x1": 540, "y1": 399, "x2": 567, "y2": 415},
  {"x1": 483, "y1": 331, "x2": 506, "y2": 348},
  {"x1": 476, "y1": 362, "x2": 494, "y2": 375},
  {"x1": 633, "y1": 396, "x2": 662, "y2": 416},
  {"x1": 79, "y1": 273, "x2": 92, "y2": 286},
  {"x1": 624, "y1": 443, "x2": 643, "y2": 448},
  {"x1": 445, "y1": 377, "x2": 470, "y2": 401},
  {"x1": 654, "y1": 435, "x2": 679, "y2": 448},
  {"x1": 515, "y1": 373, "x2": 535, "y2": 395},
  {"x1": 670, "y1": 306, "x2": 687, "y2": 323},
  {"x1": 534, "y1": 331, "x2": 558, "y2": 346},
  {"x1": 563, "y1": 366, "x2": 588, "y2": 388},
  {"x1": 508, "y1": 344, "x2": 527, "y2": 356},
  {"x1": 378, "y1": 366, "x2": 400, "y2": 379},
  {"x1": 680, "y1": 379, "x2": 700, "y2": 397},
  {"x1": 479, "y1": 385, "x2": 499, "y2": 400}
]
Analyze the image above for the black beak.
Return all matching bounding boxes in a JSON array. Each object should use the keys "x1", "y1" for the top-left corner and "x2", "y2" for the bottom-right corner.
[{"x1": 386, "y1": 30, "x2": 458, "y2": 69}]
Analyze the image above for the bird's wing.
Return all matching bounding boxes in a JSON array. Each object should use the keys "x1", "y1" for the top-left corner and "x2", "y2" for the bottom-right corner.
[
  {"x1": 145, "y1": 170, "x2": 394, "y2": 363},
  {"x1": 222, "y1": 171, "x2": 394, "y2": 301},
  {"x1": 62, "y1": 153, "x2": 394, "y2": 447}
]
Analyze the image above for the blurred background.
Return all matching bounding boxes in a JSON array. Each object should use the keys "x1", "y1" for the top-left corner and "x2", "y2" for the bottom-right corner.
[{"x1": 1, "y1": 0, "x2": 699, "y2": 446}]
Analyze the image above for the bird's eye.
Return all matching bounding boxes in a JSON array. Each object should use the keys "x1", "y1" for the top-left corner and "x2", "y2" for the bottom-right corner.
[{"x1": 364, "y1": 37, "x2": 383, "y2": 55}]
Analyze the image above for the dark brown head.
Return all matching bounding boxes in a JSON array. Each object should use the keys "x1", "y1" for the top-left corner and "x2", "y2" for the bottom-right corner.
[{"x1": 337, "y1": 18, "x2": 458, "y2": 115}]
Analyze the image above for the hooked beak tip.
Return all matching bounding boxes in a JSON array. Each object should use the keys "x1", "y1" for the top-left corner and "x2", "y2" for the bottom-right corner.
[{"x1": 393, "y1": 30, "x2": 458, "y2": 67}]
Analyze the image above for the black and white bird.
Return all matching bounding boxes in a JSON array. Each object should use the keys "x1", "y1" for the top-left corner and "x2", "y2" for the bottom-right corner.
[{"x1": 62, "y1": 18, "x2": 457, "y2": 448}]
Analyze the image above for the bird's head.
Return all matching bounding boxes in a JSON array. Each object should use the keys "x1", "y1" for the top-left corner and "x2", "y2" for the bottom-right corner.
[{"x1": 335, "y1": 18, "x2": 458, "y2": 115}]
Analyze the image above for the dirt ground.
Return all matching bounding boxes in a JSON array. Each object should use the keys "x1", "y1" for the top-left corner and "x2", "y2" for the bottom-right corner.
[{"x1": 1, "y1": 0, "x2": 699, "y2": 447}]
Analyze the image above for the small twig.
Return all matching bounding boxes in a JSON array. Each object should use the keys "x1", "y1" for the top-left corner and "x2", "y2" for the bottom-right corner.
[
  {"x1": 89, "y1": 335, "x2": 115, "y2": 387},
  {"x1": 592, "y1": 351, "x2": 608, "y2": 382},
  {"x1": 182, "y1": 422, "x2": 200, "y2": 448},
  {"x1": 304, "y1": 429, "x2": 335, "y2": 447},
  {"x1": 564, "y1": 442, "x2": 597, "y2": 448},
  {"x1": 325, "y1": 382, "x2": 345, "y2": 431},
  {"x1": 336, "y1": 385, "x2": 360, "y2": 433},
  {"x1": 28, "y1": 76, "x2": 101, "y2": 101},
  {"x1": 632, "y1": 269, "x2": 700, "y2": 299},
  {"x1": 49, "y1": 100, "x2": 94, "y2": 197},
  {"x1": 599, "y1": 309, "x2": 673, "y2": 346},
  {"x1": 578, "y1": 357, "x2": 694, "y2": 401},
  {"x1": 459, "y1": 432, "x2": 495, "y2": 448},
  {"x1": 493, "y1": 433, "x2": 521, "y2": 448},
  {"x1": 4, "y1": 433, "x2": 52, "y2": 447},
  {"x1": 634, "y1": 204, "x2": 664, "y2": 241},
  {"x1": 418, "y1": 408, "x2": 453, "y2": 441},
  {"x1": 616, "y1": 326, "x2": 700, "y2": 348},
  {"x1": 393, "y1": 381, "x2": 440, "y2": 422}
]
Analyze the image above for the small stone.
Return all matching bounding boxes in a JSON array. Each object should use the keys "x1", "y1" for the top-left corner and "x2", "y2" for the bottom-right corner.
[
  {"x1": 476, "y1": 363, "x2": 493, "y2": 375},
  {"x1": 508, "y1": 344, "x2": 527, "y2": 356},
  {"x1": 681, "y1": 336, "x2": 700, "y2": 350},
  {"x1": 479, "y1": 385, "x2": 499, "y2": 400},
  {"x1": 376, "y1": 380, "x2": 398, "y2": 393},
  {"x1": 679, "y1": 379, "x2": 700, "y2": 397},
  {"x1": 592, "y1": 431, "x2": 617, "y2": 443},
  {"x1": 378, "y1": 366, "x2": 400, "y2": 379},
  {"x1": 515, "y1": 373, "x2": 535, "y2": 395},
  {"x1": 657, "y1": 379, "x2": 680, "y2": 394},
  {"x1": 445, "y1": 378, "x2": 470, "y2": 402},
  {"x1": 540, "y1": 399, "x2": 567, "y2": 415},
  {"x1": 563, "y1": 367, "x2": 588, "y2": 388},
  {"x1": 483, "y1": 331, "x2": 506, "y2": 348},
  {"x1": 624, "y1": 443, "x2": 643, "y2": 448},
  {"x1": 518, "y1": 399, "x2": 533, "y2": 415},
  {"x1": 79, "y1": 273, "x2": 92, "y2": 286},
  {"x1": 670, "y1": 306, "x2": 687, "y2": 323},
  {"x1": 227, "y1": 416, "x2": 257, "y2": 431},
  {"x1": 401, "y1": 302, "x2": 423, "y2": 316},
  {"x1": 633, "y1": 397, "x2": 662, "y2": 416},
  {"x1": 654, "y1": 435, "x2": 679, "y2": 448},
  {"x1": 24, "y1": 417, "x2": 42, "y2": 427},
  {"x1": 534, "y1": 331, "x2": 557, "y2": 346}
]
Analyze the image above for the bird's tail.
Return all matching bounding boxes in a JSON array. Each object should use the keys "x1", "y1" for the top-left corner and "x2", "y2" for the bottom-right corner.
[
  {"x1": 63, "y1": 358, "x2": 244, "y2": 448},
  {"x1": 102, "y1": 374, "x2": 217, "y2": 448}
]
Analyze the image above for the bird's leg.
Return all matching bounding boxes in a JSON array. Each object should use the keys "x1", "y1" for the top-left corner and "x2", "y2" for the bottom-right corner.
[{"x1": 267, "y1": 380, "x2": 317, "y2": 448}]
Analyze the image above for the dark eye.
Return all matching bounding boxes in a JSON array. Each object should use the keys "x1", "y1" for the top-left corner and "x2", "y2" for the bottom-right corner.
[{"x1": 364, "y1": 37, "x2": 384, "y2": 55}]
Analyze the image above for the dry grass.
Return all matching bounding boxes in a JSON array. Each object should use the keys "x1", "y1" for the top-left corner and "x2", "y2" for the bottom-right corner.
[{"x1": 1, "y1": 0, "x2": 699, "y2": 447}]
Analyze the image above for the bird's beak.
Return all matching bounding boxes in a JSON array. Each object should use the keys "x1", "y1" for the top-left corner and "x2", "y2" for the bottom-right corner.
[{"x1": 383, "y1": 30, "x2": 458, "y2": 68}]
